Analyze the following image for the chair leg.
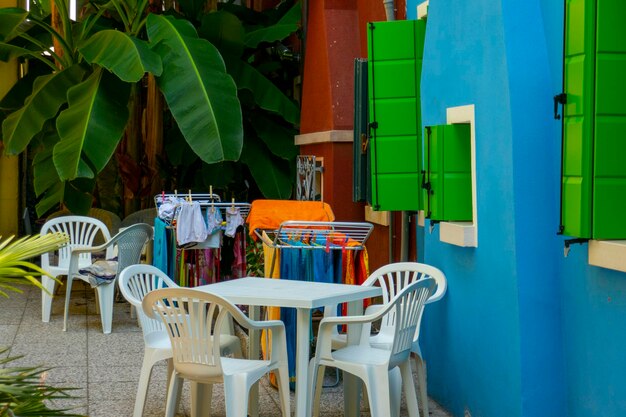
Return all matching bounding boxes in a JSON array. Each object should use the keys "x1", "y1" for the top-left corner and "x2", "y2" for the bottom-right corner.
[
  {"x1": 310, "y1": 363, "x2": 326, "y2": 417},
  {"x1": 364, "y1": 367, "x2": 392, "y2": 417},
  {"x1": 165, "y1": 373, "x2": 182, "y2": 417},
  {"x1": 389, "y1": 367, "x2": 402, "y2": 417},
  {"x1": 95, "y1": 284, "x2": 115, "y2": 334},
  {"x1": 274, "y1": 364, "x2": 291, "y2": 417},
  {"x1": 224, "y1": 375, "x2": 249, "y2": 417},
  {"x1": 414, "y1": 355, "x2": 429, "y2": 417},
  {"x1": 62, "y1": 275, "x2": 75, "y2": 331},
  {"x1": 133, "y1": 349, "x2": 158, "y2": 417},
  {"x1": 400, "y1": 361, "x2": 420, "y2": 417},
  {"x1": 41, "y1": 275, "x2": 57, "y2": 322},
  {"x1": 190, "y1": 382, "x2": 212, "y2": 417}
]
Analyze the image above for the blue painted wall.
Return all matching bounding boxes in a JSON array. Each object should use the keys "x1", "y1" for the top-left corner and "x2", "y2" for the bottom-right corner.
[
  {"x1": 418, "y1": 1, "x2": 523, "y2": 416},
  {"x1": 404, "y1": 0, "x2": 626, "y2": 416}
]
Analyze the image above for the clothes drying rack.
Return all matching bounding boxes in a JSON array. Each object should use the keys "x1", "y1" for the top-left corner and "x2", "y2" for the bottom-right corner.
[
  {"x1": 255, "y1": 220, "x2": 374, "y2": 277},
  {"x1": 154, "y1": 193, "x2": 252, "y2": 223}
]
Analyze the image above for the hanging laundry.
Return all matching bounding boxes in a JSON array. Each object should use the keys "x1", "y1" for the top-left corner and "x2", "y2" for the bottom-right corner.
[
  {"x1": 206, "y1": 206, "x2": 223, "y2": 235},
  {"x1": 176, "y1": 201, "x2": 208, "y2": 245},
  {"x1": 225, "y1": 206, "x2": 244, "y2": 237},
  {"x1": 157, "y1": 196, "x2": 179, "y2": 221},
  {"x1": 231, "y1": 226, "x2": 247, "y2": 278}
]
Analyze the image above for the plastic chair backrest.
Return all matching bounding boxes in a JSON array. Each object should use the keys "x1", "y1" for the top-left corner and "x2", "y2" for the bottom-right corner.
[
  {"x1": 118, "y1": 264, "x2": 178, "y2": 337},
  {"x1": 40, "y1": 215, "x2": 111, "y2": 270},
  {"x1": 363, "y1": 262, "x2": 446, "y2": 339},
  {"x1": 120, "y1": 208, "x2": 158, "y2": 228},
  {"x1": 143, "y1": 288, "x2": 247, "y2": 381},
  {"x1": 387, "y1": 279, "x2": 436, "y2": 368},
  {"x1": 111, "y1": 223, "x2": 153, "y2": 277},
  {"x1": 47, "y1": 209, "x2": 121, "y2": 240}
]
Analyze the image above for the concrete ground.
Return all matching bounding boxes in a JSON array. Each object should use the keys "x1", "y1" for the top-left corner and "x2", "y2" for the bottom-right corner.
[{"x1": 1, "y1": 281, "x2": 452, "y2": 417}]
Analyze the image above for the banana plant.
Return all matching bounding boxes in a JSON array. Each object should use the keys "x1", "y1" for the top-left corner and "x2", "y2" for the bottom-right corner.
[
  {"x1": 0, "y1": 0, "x2": 243, "y2": 216},
  {"x1": 162, "y1": 1, "x2": 302, "y2": 199}
]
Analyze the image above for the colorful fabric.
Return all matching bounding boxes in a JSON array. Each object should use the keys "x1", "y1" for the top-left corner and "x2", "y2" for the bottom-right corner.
[
  {"x1": 153, "y1": 217, "x2": 168, "y2": 274},
  {"x1": 246, "y1": 199, "x2": 335, "y2": 240}
]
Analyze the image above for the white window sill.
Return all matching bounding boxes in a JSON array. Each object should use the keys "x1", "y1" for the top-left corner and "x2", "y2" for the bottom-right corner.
[
  {"x1": 588, "y1": 240, "x2": 626, "y2": 273},
  {"x1": 439, "y1": 222, "x2": 477, "y2": 247}
]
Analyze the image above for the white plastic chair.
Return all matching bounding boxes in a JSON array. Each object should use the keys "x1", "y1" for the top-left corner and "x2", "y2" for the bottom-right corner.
[
  {"x1": 118, "y1": 265, "x2": 243, "y2": 417},
  {"x1": 40, "y1": 215, "x2": 111, "y2": 323},
  {"x1": 310, "y1": 278, "x2": 437, "y2": 417},
  {"x1": 143, "y1": 287, "x2": 290, "y2": 417},
  {"x1": 63, "y1": 223, "x2": 153, "y2": 334},
  {"x1": 325, "y1": 262, "x2": 447, "y2": 417}
]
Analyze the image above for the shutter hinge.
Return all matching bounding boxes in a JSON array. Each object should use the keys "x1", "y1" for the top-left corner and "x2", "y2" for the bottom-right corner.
[
  {"x1": 553, "y1": 93, "x2": 567, "y2": 120},
  {"x1": 563, "y1": 238, "x2": 589, "y2": 257}
]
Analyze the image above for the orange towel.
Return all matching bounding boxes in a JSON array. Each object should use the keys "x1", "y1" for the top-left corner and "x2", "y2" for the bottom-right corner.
[{"x1": 246, "y1": 199, "x2": 335, "y2": 240}]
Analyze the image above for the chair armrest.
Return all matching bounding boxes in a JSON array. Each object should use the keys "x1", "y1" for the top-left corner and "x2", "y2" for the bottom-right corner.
[
  {"x1": 225, "y1": 311, "x2": 287, "y2": 363},
  {"x1": 315, "y1": 300, "x2": 396, "y2": 359}
]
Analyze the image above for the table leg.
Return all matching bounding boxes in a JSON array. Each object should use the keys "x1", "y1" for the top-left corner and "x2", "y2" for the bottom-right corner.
[
  {"x1": 344, "y1": 300, "x2": 363, "y2": 417},
  {"x1": 295, "y1": 308, "x2": 311, "y2": 417}
]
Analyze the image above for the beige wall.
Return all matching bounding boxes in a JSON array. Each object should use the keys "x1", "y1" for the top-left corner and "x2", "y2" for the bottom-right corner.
[{"x1": 0, "y1": 0, "x2": 20, "y2": 236}]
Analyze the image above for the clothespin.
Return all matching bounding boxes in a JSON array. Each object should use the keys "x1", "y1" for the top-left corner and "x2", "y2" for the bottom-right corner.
[
  {"x1": 231, "y1": 197, "x2": 235, "y2": 210},
  {"x1": 161, "y1": 190, "x2": 165, "y2": 203},
  {"x1": 188, "y1": 189, "x2": 192, "y2": 203},
  {"x1": 174, "y1": 189, "x2": 178, "y2": 199},
  {"x1": 210, "y1": 186, "x2": 215, "y2": 212}
]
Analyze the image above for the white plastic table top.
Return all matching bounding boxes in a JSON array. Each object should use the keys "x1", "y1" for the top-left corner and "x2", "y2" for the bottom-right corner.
[
  {"x1": 196, "y1": 276, "x2": 381, "y2": 308},
  {"x1": 195, "y1": 277, "x2": 382, "y2": 417}
]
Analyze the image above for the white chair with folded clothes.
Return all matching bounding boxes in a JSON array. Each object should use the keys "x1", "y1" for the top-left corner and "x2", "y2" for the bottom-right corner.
[
  {"x1": 40, "y1": 215, "x2": 112, "y2": 323},
  {"x1": 63, "y1": 223, "x2": 152, "y2": 334}
]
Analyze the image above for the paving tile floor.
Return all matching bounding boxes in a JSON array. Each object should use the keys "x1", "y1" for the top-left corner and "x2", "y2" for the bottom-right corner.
[{"x1": 1, "y1": 281, "x2": 452, "y2": 417}]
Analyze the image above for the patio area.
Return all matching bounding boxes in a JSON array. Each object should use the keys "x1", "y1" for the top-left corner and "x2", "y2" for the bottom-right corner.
[{"x1": 1, "y1": 280, "x2": 452, "y2": 417}]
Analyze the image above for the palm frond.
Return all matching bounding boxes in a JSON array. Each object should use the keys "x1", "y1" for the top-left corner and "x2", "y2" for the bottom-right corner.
[
  {"x1": 0, "y1": 233, "x2": 69, "y2": 296},
  {"x1": 0, "y1": 348, "x2": 84, "y2": 417}
]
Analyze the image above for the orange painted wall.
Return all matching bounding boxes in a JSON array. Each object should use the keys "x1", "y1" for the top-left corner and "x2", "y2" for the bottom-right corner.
[{"x1": 298, "y1": 0, "x2": 412, "y2": 271}]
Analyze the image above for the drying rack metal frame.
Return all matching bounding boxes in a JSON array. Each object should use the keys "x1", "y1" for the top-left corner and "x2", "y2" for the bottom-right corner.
[
  {"x1": 154, "y1": 193, "x2": 252, "y2": 222},
  {"x1": 255, "y1": 220, "x2": 374, "y2": 278}
]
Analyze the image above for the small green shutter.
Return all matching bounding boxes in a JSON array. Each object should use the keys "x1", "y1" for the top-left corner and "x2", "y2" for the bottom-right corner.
[
  {"x1": 424, "y1": 124, "x2": 472, "y2": 222},
  {"x1": 561, "y1": 0, "x2": 626, "y2": 239},
  {"x1": 367, "y1": 20, "x2": 425, "y2": 211},
  {"x1": 353, "y1": 58, "x2": 371, "y2": 203}
]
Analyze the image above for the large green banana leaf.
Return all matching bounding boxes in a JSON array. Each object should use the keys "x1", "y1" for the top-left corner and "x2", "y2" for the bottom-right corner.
[
  {"x1": 240, "y1": 136, "x2": 292, "y2": 199},
  {"x1": 0, "y1": 43, "x2": 44, "y2": 62},
  {"x1": 33, "y1": 134, "x2": 60, "y2": 197},
  {"x1": 2, "y1": 65, "x2": 84, "y2": 154},
  {"x1": 147, "y1": 13, "x2": 243, "y2": 163},
  {"x1": 228, "y1": 59, "x2": 299, "y2": 125},
  {"x1": 79, "y1": 30, "x2": 162, "y2": 82},
  {"x1": 0, "y1": 8, "x2": 28, "y2": 41},
  {"x1": 243, "y1": 2, "x2": 301, "y2": 48},
  {"x1": 250, "y1": 112, "x2": 298, "y2": 160},
  {"x1": 54, "y1": 68, "x2": 131, "y2": 180},
  {"x1": 198, "y1": 11, "x2": 245, "y2": 58}
]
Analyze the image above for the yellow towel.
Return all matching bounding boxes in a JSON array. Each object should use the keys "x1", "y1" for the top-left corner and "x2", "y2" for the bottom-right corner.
[{"x1": 260, "y1": 231, "x2": 281, "y2": 388}]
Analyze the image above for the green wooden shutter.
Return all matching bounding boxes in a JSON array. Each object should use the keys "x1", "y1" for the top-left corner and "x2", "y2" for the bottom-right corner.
[
  {"x1": 367, "y1": 20, "x2": 425, "y2": 211},
  {"x1": 353, "y1": 58, "x2": 371, "y2": 203},
  {"x1": 424, "y1": 124, "x2": 472, "y2": 222},
  {"x1": 592, "y1": 0, "x2": 626, "y2": 238},
  {"x1": 562, "y1": 0, "x2": 626, "y2": 239}
]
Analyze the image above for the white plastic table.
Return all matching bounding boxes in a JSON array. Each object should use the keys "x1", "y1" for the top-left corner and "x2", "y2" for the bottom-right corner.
[{"x1": 194, "y1": 277, "x2": 381, "y2": 417}]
